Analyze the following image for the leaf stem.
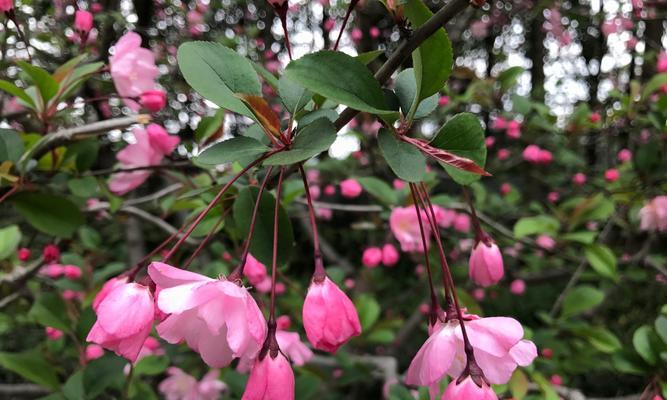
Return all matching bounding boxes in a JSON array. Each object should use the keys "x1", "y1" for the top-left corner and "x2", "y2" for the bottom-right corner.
[
  {"x1": 181, "y1": 205, "x2": 231, "y2": 269},
  {"x1": 333, "y1": 0, "x2": 360, "y2": 51},
  {"x1": 268, "y1": 167, "x2": 285, "y2": 326},
  {"x1": 298, "y1": 165, "x2": 326, "y2": 281}
]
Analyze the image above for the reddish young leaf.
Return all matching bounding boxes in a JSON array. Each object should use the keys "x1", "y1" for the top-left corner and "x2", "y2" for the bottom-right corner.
[
  {"x1": 401, "y1": 136, "x2": 491, "y2": 176},
  {"x1": 237, "y1": 94, "x2": 282, "y2": 139}
]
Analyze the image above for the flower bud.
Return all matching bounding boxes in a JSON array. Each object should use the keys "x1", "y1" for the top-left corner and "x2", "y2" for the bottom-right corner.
[
  {"x1": 74, "y1": 10, "x2": 94, "y2": 33},
  {"x1": 361, "y1": 247, "x2": 382, "y2": 268},
  {"x1": 381, "y1": 244, "x2": 399, "y2": 266},
  {"x1": 442, "y1": 376, "x2": 497, "y2": 400},
  {"x1": 468, "y1": 240, "x2": 504, "y2": 287},
  {"x1": 17, "y1": 247, "x2": 30, "y2": 261},
  {"x1": 140, "y1": 90, "x2": 167, "y2": 113},
  {"x1": 302, "y1": 277, "x2": 361, "y2": 352},
  {"x1": 42, "y1": 244, "x2": 60, "y2": 263},
  {"x1": 0, "y1": 0, "x2": 14, "y2": 12},
  {"x1": 242, "y1": 353, "x2": 294, "y2": 400}
]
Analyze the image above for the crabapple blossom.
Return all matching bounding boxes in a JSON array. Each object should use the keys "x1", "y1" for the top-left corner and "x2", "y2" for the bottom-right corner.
[
  {"x1": 510, "y1": 279, "x2": 526, "y2": 295},
  {"x1": 159, "y1": 367, "x2": 227, "y2": 400},
  {"x1": 605, "y1": 168, "x2": 620, "y2": 183},
  {"x1": 381, "y1": 244, "x2": 399, "y2": 266},
  {"x1": 572, "y1": 173, "x2": 587, "y2": 186},
  {"x1": 340, "y1": 179, "x2": 362, "y2": 198},
  {"x1": 85, "y1": 344, "x2": 105, "y2": 361},
  {"x1": 639, "y1": 196, "x2": 667, "y2": 232},
  {"x1": 468, "y1": 240, "x2": 504, "y2": 287},
  {"x1": 506, "y1": 120, "x2": 521, "y2": 139},
  {"x1": 74, "y1": 10, "x2": 93, "y2": 33},
  {"x1": 0, "y1": 0, "x2": 13, "y2": 12},
  {"x1": 618, "y1": 149, "x2": 632, "y2": 163},
  {"x1": 243, "y1": 254, "x2": 272, "y2": 293},
  {"x1": 302, "y1": 276, "x2": 361, "y2": 352},
  {"x1": 390, "y1": 206, "x2": 431, "y2": 252},
  {"x1": 17, "y1": 247, "x2": 30, "y2": 261},
  {"x1": 109, "y1": 31, "x2": 160, "y2": 111},
  {"x1": 140, "y1": 89, "x2": 167, "y2": 112},
  {"x1": 275, "y1": 330, "x2": 313, "y2": 366},
  {"x1": 45, "y1": 327, "x2": 63, "y2": 340},
  {"x1": 148, "y1": 262, "x2": 267, "y2": 367},
  {"x1": 536, "y1": 235, "x2": 556, "y2": 250},
  {"x1": 42, "y1": 244, "x2": 60, "y2": 263},
  {"x1": 442, "y1": 376, "x2": 498, "y2": 400},
  {"x1": 362, "y1": 247, "x2": 382, "y2": 268},
  {"x1": 242, "y1": 353, "x2": 295, "y2": 400}
]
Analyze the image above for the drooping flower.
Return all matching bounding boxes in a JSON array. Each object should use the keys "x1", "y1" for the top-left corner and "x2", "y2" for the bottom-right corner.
[
  {"x1": 639, "y1": 196, "x2": 667, "y2": 232},
  {"x1": 74, "y1": 10, "x2": 94, "y2": 33},
  {"x1": 109, "y1": 31, "x2": 160, "y2": 111},
  {"x1": 0, "y1": 0, "x2": 13, "y2": 12},
  {"x1": 405, "y1": 314, "x2": 537, "y2": 387},
  {"x1": 243, "y1": 254, "x2": 272, "y2": 293},
  {"x1": 158, "y1": 367, "x2": 228, "y2": 400},
  {"x1": 302, "y1": 276, "x2": 361, "y2": 353},
  {"x1": 468, "y1": 240, "x2": 504, "y2": 287},
  {"x1": 242, "y1": 353, "x2": 295, "y2": 400},
  {"x1": 276, "y1": 330, "x2": 313, "y2": 366},
  {"x1": 390, "y1": 207, "x2": 431, "y2": 253},
  {"x1": 86, "y1": 282, "x2": 155, "y2": 362},
  {"x1": 148, "y1": 262, "x2": 267, "y2": 367},
  {"x1": 362, "y1": 247, "x2": 382, "y2": 268},
  {"x1": 441, "y1": 376, "x2": 498, "y2": 400},
  {"x1": 109, "y1": 124, "x2": 180, "y2": 195}
]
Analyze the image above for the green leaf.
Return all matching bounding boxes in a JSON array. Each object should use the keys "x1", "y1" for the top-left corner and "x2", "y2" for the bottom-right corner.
[
  {"x1": 284, "y1": 50, "x2": 390, "y2": 114},
  {"x1": 29, "y1": 293, "x2": 71, "y2": 332},
  {"x1": 430, "y1": 113, "x2": 486, "y2": 185},
  {"x1": 79, "y1": 226, "x2": 101, "y2": 249},
  {"x1": 64, "y1": 138, "x2": 100, "y2": 172},
  {"x1": 68, "y1": 176, "x2": 98, "y2": 198},
  {"x1": 196, "y1": 137, "x2": 269, "y2": 166},
  {"x1": 0, "y1": 225, "x2": 21, "y2": 260},
  {"x1": 0, "y1": 129, "x2": 25, "y2": 164},
  {"x1": 561, "y1": 285, "x2": 604, "y2": 319},
  {"x1": 356, "y1": 176, "x2": 398, "y2": 206},
  {"x1": 62, "y1": 371, "x2": 85, "y2": 400},
  {"x1": 0, "y1": 350, "x2": 60, "y2": 389},
  {"x1": 194, "y1": 110, "x2": 225, "y2": 143},
  {"x1": 278, "y1": 76, "x2": 312, "y2": 115},
  {"x1": 404, "y1": 0, "x2": 453, "y2": 99},
  {"x1": 84, "y1": 356, "x2": 126, "y2": 398},
  {"x1": 394, "y1": 69, "x2": 438, "y2": 120},
  {"x1": 561, "y1": 231, "x2": 597, "y2": 244},
  {"x1": 641, "y1": 73, "x2": 667, "y2": 100},
  {"x1": 497, "y1": 66, "x2": 524, "y2": 92},
  {"x1": 134, "y1": 356, "x2": 169, "y2": 376},
  {"x1": 585, "y1": 244, "x2": 618, "y2": 281},
  {"x1": 264, "y1": 118, "x2": 336, "y2": 165},
  {"x1": 656, "y1": 316, "x2": 667, "y2": 345},
  {"x1": 633, "y1": 325, "x2": 657, "y2": 365},
  {"x1": 529, "y1": 372, "x2": 559, "y2": 400},
  {"x1": 17, "y1": 61, "x2": 59, "y2": 104},
  {"x1": 13, "y1": 192, "x2": 85, "y2": 238},
  {"x1": 508, "y1": 370, "x2": 528, "y2": 400},
  {"x1": 0, "y1": 79, "x2": 36, "y2": 108},
  {"x1": 178, "y1": 41, "x2": 261, "y2": 118},
  {"x1": 377, "y1": 129, "x2": 426, "y2": 182},
  {"x1": 574, "y1": 326, "x2": 622, "y2": 353},
  {"x1": 367, "y1": 328, "x2": 395, "y2": 344},
  {"x1": 233, "y1": 186, "x2": 294, "y2": 266},
  {"x1": 356, "y1": 50, "x2": 384, "y2": 65},
  {"x1": 513, "y1": 215, "x2": 560, "y2": 238},
  {"x1": 355, "y1": 294, "x2": 380, "y2": 330}
]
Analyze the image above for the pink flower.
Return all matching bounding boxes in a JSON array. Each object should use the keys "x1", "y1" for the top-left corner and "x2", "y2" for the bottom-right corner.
[
  {"x1": 159, "y1": 367, "x2": 227, "y2": 400},
  {"x1": 390, "y1": 207, "x2": 431, "y2": 252},
  {"x1": 538, "y1": 149, "x2": 553, "y2": 164},
  {"x1": 350, "y1": 28, "x2": 363, "y2": 42},
  {"x1": 381, "y1": 244, "x2": 399, "y2": 266},
  {"x1": 63, "y1": 290, "x2": 84, "y2": 301},
  {"x1": 500, "y1": 183, "x2": 511, "y2": 196},
  {"x1": 109, "y1": 31, "x2": 160, "y2": 111},
  {"x1": 148, "y1": 262, "x2": 267, "y2": 367},
  {"x1": 485, "y1": 136, "x2": 495, "y2": 148},
  {"x1": 657, "y1": 51, "x2": 667, "y2": 73},
  {"x1": 393, "y1": 179, "x2": 405, "y2": 190},
  {"x1": 244, "y1": 254, "x2": 272, "y2": 293},
  {"x1": 510, "y1": 279, "x2": 526, "y2": 295},
  {"x1": 324, "y1": 185, "x2": 336, "y2": 196},
  {"x1": 86, "y1": 282, "x2": 154, "y2": 362},
  {"x1": 315, "y1": 207, "x2": 333, "y2": 220},
  {"x1": 109, "y1": 125, "x2": 180, "y2": 195},
  {"x1": 43, "y1": 244, "x2": 60, "y2": 263},
  {"x1": 242, "y1": 353, "x2": 295, "y2": 400},
  {"x1": 405, "y1": 314, "x2": 537, "y2": 386},
  {"x1": 522, "y1": 145, "x2": 541, "y2": 164},
  {"x1": 276, "y1": 330, "x2": 313, "y2": 366},
  {"x1": 74, "y1": 10, "x2": 94, "y2": 33},
  {"x1": 497, "y1": 148, "x2": 510, "y2": 160},
  {"x1": 340, "y1": 179, "x2": 362, "y2": 198},
  {"x1": 589, "y1": 112, "x2": 601, "y2": 123},
  {"x1": 550, "y1": 374, "x2": 563, "y2": 386},
  {"x1": 535, "y1": 235, "x2": 556, "y2": 250},
  {"x1": 438, "y1": 96, "x2": 450, "y2": 106},
  {"x1": 17, "y1": 247, "x2": 30, "y2": 261},
  {"x1": 93, "y1": 276, "x2": 130, "y2": 310},
  {"x1": 604, "y1": 168, "x2": 620, "y2": 183},
  {"x1": 140, "y1": 90, "x2": 167, "y2": 113},
  {"x1": 572, "y1": 173, "x2": 587, "y2": 186},
  {"x1": 323, "y1": 18, "x2": 335, "y2": 31},
  {"x1": 63, "y1": 265, "x2": 82, "y2": 279},
  {"x1": 506, "y1": 120, "x2": 521, "y2": 139},
  {"x1": 442, "y1": 376, "x2": 497, "y2": 400},
  {"x1": 45, "y1": 327, "x2": 64, "y2": 340},
  {"x1": 41, "y1": 264, "x2": 64, "y2": 278},
  {"x1": 491, "y1": 117, "x2": 507, "y2": 131},
  {"x1": 369, "y1": 26, "x2": 380, "y2": 38},
  {"x1": 362, "y1": 247, "x2": 382, "y2": 268},
  {"x1": 432, "y1": 206, "x2": 457, "y2": 228},
  {"x1": 639, "y1": 196, "x2": 667, "y2": 232},
  {"x1": 453, "y1": 214, "x2": 471, "y2": 233},
  {"x1": 472, "y1": 288, "x2": 485, "y2": 301},
  {"x1": 85, "y1": 344, "x2": 105, "y2": 361},
  {"x1": 303, "y1": 277, "x2": 361, "y2": 352},
  {"x1": 0, "y1": 0, "x2": 13, "y2": 12},
  {"x1": 469, "y1": 241, "x2": 504, "y2": 287},
  {"x1": 618, "y1": 149, "x2": 632, "y2": 163},
  {"x1": 547, "y1": 191, "x2": 559, "y2": 203}
]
